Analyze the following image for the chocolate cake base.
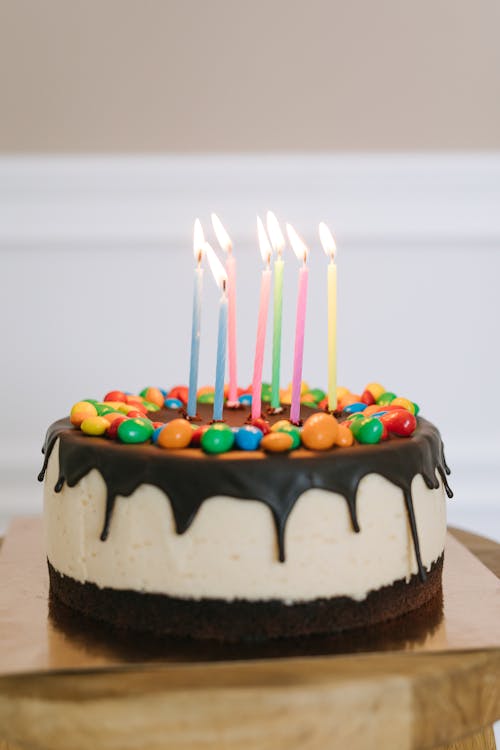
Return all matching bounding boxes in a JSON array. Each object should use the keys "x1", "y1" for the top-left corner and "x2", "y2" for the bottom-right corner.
[{"x1": 48, "y1": 555, "x2": 443, "y2": 642}]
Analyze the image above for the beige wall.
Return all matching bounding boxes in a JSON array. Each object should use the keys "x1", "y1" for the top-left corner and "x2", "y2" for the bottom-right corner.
[{"x1": 1, "y1": 0, "x2": 499, "y2": 152}]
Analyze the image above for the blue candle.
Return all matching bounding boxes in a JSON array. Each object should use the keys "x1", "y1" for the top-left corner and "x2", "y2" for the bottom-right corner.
[
  {"x1": 205, "y1": 242, "x2": 229, "y2": 421},
  {"x1": 187, "y1": 220, "x2": 205, "y2": 418},
  {"x1": 213, "y1": 287, "x2": 228, "y2": 421},
  {"x1": 187, "y1": 265, "x2": 203, "y2": 417}
]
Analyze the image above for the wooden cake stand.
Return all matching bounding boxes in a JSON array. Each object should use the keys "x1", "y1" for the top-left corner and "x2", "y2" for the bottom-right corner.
[{"x1": 0, "y1": 519, "x2": 499, "y2": 750}]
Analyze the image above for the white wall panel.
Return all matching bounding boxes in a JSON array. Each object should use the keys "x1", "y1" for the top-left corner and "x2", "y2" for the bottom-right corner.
[{"x1": 0, "y1": 154, "x2": 499, "y2": 528}]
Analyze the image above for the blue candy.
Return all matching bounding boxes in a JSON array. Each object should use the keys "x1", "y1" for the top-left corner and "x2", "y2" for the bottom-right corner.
[
  {"x1": 238, "y1": 393, "x2": 252, "y2": 405},
  {"x1": 370, "y1": 410, "x2": 389, "y2": 418},
  {"x1": 164, "y1": 397, "x2": 183, "y2": 409},
  {"x1": 152, "y1": 425, "x2": 165, "y2": 444},
  {"x1": 343, "y1": 402, "x2": 367, "y2": 415},
  {"x1": 234, "y1": 425, "x2": 263, "y2": 451}
]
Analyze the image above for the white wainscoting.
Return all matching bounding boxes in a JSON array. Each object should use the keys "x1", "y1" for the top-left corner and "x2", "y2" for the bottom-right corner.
[{"x1": 0, "y1": 154, "x2": 499, "y2": 537}]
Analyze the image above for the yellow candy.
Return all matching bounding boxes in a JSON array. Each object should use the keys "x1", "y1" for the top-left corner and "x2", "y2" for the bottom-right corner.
[
  {"x1": 261, "y1": 432, "x2": 294, "y2": 453},
  {"x1": 280, "y1": 389, "x2": 292, "y2": 405},
  {"x1": 157, "y1": 419, "x2": 193, "y2": 449},
  {"x1": 80, "y1": 416, "x2": 109, "y2": 436},
  {"x1": 117, "y1": 404, "x2": 136, "y2": 415},
  {"x1": 70, "y1": 401, "x2": 98, "y2": 427},
  {"x1": 365, "y1": 382, "x2": 386, "y2": 401},
  {"x1": 104, "y1": 401, "x2": 127, "y2": 410},
  {"x1": 271, "y1": 419, "x2": 292, "y2": 432},
  {"x1": 286, "y1": 381, "x2": 310, "y2": 395},
  {"x1": 390, "y1": 397, "x2": 415, "y2": 414},
  {"x1": 336, "y1": 386, "x2": 350, "y2": 400}
]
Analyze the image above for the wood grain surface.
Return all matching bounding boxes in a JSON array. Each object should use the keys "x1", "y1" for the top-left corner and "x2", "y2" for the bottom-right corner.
[{"x1": 0, "y1": 525, "x2": 498, "y2": 750}]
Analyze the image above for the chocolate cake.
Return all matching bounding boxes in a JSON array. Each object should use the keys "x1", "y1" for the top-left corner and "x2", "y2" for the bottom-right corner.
[{"x1": 40, "y1": 390, "x2": 452, "y2": 642}]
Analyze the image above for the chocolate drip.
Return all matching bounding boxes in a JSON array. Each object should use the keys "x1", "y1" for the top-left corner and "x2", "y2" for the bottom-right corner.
[{"x1": 39, "y1": 406, "x2": 451, "y2": 581}]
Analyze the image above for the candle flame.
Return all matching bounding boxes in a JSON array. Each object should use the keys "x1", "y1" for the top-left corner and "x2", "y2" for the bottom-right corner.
[
  {"x1": 211, "y1": 213, "x2": 232, "y2": 254},
  {"x1": 257, "y1": 216, "x2": 272, "y2": 265},
  {"x1": 193, "y1": 218, "x2": 205, "y2": 263},
  {"x1": 319, "y1": 222, "x2": 336, "y2": 261},
  {"x1": 205, "y1": 242, "x2": 228, "y2": 291},
  {"x1": 286, "y1": 223, "x2": 309, "y2": 264},
  {"x1": 266, "y1": 211, "x2": 285, "y2": 256}
]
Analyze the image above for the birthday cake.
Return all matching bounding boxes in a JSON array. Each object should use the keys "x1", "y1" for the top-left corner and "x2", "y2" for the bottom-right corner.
[{"x1": 40, "y1": 382, "x2": 452, "y2": 641}]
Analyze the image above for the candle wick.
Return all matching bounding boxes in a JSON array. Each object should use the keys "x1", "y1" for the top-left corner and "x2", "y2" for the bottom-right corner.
[
  {"x1": 222, "y1": 278, "x2": 227, "y2": 294},
  {"x1": 197, "y1": 251, "x2": 203, "y2": 267}
]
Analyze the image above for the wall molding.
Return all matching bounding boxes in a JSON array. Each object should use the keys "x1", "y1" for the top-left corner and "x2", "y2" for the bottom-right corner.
[{"x1": 1, "y1": 153, "x2": 500, "y2": 251}]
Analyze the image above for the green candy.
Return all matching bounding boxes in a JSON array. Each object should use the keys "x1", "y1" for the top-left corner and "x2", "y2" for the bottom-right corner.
[
  {"x1": 96, "y1": 404, "x2": 120, "y2": 416},
  {"x1": 352, "y1": 417, "x2": 383, "y2": 444},
  {"x1": 301, "y1": 401, "x2": 318, "y2": 409},
  {"x1": 139, "y1": 388, "x2": 150, "y2": 398},
  {"x1": 83, "y1": 399, "x2": 100, "y2": 406},
  {"x1": 117, "y1": 417, "x2": 154, "y2": 444},
  {"x1": 349, "y1": 413, "x2": 365, "y2": 423},
  {"x1": 142, "y1": 400, "x2": 161, "y2": 412},
  {"x1": 201, "y1": 423, "x2": 235, "y2": 454},
  {"x1": 413, "y1": 402, "x2": 420, "y2": 416},
  {"x1": 307, "y1": 388, "x2": 326, "y2": 403},
  {"x1": 261, "y1": 383, "x2": 272, "y2": 403},
  {"x1": 277, "y1": 424, "x2": 301, "y2": 449},
  {"x1": 376, "y1": 391, "x2": 397, "y2": 406},
  {"x1": 198, "y1": 392, "x2": 215, "y2": 404}
]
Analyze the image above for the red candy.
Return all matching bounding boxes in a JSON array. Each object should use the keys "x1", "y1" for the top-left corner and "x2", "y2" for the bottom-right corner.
[
  {"x1": 249, "y1": 418, "x2": 271, "y2": 435},
  {"x1": 107, "y1": 415, "x2": 127, "y2": 439},
  {"x1": 104, "y1": 390, "x2": 126, "y2": 403},
  {"x1": 190, "y1": 425, "x2": 209, "y2": 447},
  {"x1": 360, "y1": 389, "x2": 376, "y2": 406},
  {"x1": 167, "y1": 386, "x2": 189, "y2": 405},
  {"x1": 127, "y1": 408, "x2": 145, "y2": 418},
  {"x1": 379, "y1": 409, "x2": 416, "y2": 437},
  {"x1": 152, "y1": 421, "x2": 164, "y2": 429}
]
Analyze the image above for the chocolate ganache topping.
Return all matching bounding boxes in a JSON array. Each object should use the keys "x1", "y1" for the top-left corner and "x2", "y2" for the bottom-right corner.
[{"x1": 39, "y1": 404, "x2": 452, "y2": 581}]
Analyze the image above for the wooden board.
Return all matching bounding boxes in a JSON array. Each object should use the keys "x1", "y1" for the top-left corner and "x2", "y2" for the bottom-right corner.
[{"x1": 0, "y1": 518, "x2": 499, "y2": 750}]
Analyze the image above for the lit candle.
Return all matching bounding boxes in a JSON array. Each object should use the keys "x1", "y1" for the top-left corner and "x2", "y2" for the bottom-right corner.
[
  {"x1": 251, "y1": 218, "x2": 273, "y2": 420},
  {"x1": 187, "y1": 219, "x2": 205, "y2": 418},
  {"x1": 267, "y1": 211, "x2": 285, "y2": 411},
  {"x1": 211, "y1": 213, "x2": 238, "y2": 406},
  {"x1": 286, "y1": 224, "x2": 310, "y2": 425},
  {"x1": 205, "y1": 242, "x2": 228, "y2": 422},
  {"x1": 319, "y1": 222, "x2": 337, "y2": 412}
]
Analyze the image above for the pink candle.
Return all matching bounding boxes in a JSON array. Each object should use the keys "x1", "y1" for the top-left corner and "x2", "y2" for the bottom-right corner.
[
  {"x1": 212, "y1": 214, "x2": 238, "y2": 405},
  {"x1": 287, "y1": 224, "x2": 310, "y2": 424},
  {"x1": 226, "y1": 253, "x2": 238, "y2": 404},
  {"x1": 251, "y1": 218, "x2": 273, "y2": 420}
]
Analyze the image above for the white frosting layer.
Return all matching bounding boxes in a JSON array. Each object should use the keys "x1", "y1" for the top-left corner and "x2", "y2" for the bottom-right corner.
[{"x1": 44, "y1": 439, "x2": 447, "y2": 602}]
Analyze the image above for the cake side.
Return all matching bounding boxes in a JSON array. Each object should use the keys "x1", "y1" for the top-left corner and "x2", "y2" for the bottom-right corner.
[{"x1": 44, "y1": 441, "x2": 446, "y2": 602}]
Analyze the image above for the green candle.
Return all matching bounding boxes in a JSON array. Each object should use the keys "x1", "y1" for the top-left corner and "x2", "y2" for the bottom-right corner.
[
  {"x1": 267, "y1": 212, "x2": 286, "y2": 410},
  {"x1": 271, "y1": 256, "x2": 284, "y2": 409}
]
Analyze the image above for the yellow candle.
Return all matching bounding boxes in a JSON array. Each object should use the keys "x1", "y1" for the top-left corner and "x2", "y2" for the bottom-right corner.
[
  {"x1": 327, "y1": 260, "x2": 337, "y2": 411},
  {"x1": 319, "y1": 222, "x2": 337, "y2": 412}
]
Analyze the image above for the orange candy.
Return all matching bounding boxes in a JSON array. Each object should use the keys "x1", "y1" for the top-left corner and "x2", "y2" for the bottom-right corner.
[
  {"x1": 144, "y1": 387, "x2": 164, "y2": 408},
  {"x1": 157, "y1": 419, "x2": 193, "y2": 449},
  {"x1": 197, "y1": 385, "x2": 215, "y2": 397},
  {"x1": 337, "y1": 393, "x2": 361, "y2": 410},
  {"x1": 335, "y1": 424, "x2": 354, "y2": 448},
  {"x1": 363, "y1": 404, "x2": 385, "y2": 417},
  {"x1": 70, "y1": 401, "x2": 98, "y2": 427},
  {"x1": 301, "y1": 413, "x2": 338, "y2": 450},
  {"x1": 260, "y1": 432, "x2": 294, "y2": 453}
]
